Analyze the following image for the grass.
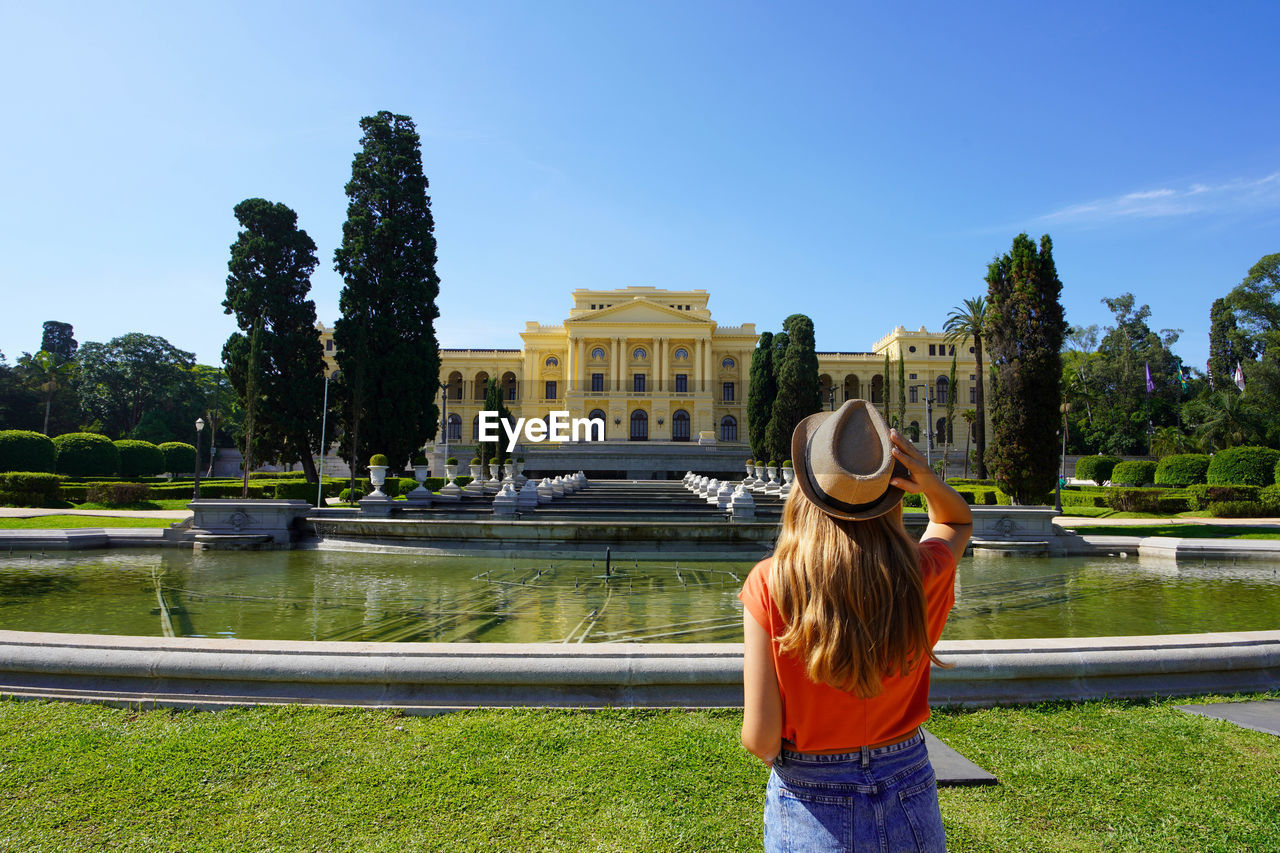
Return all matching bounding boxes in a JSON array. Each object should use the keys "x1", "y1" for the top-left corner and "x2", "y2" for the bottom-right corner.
[
  {"x1": 1067, "y1": 523, "x2": 1280, "y2": 540},
  {"x1": 69, "y1": 499, "x2": 193, "y2": 511},
  {"x1": 0, "y1": 694, "x2": 1276, "y2": 852},
  {"x1": 0, "y1": 515, "x2": 176, "y2": 529}
]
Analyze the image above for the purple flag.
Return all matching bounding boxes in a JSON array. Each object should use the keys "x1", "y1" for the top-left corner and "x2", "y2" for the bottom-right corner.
[{"x1": 1145, "y1": 362, "x2": 1154, "y2": 394}]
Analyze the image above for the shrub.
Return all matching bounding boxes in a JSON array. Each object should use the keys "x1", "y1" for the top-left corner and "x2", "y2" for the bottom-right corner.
[
  {"x1": 454, "y1": 476, "x2": 473, "y2": 488},
  {"x1": 1074, "y1": 455, "x2": 1120, "y2": 483},
  {"x1": 113, "y1": 440, "x2": 165, "y2": 478},
  {"x1": 339, "y1": 487, "x2": 365, "y2": 502},
  {"x1": 158, "y1": 442, "x2": 196, "y2": 474},
  {"x1": 0, "y1": 472, "x2": 64, "y2": 507},
  {"x1": 53, "y1": 433, "x2": 120, "y2": 477},
  {"x1": 1155, "y1": 454, "x2": 1211, "y2": 487},
  {"x1": 0, "y1": 430, "x2": 57, "y2": 473},
  {"x1": 1207, "y1": 446, "x2": 1280, "y2": 487},
  {"x1": 1276, "y1": 457, "x2": 1280, "y2": 486},
  {"x1": 85, "y1": 482, "x2": 151, "y2": 506},
  {"x1": 947, "y1": 478, "x2": 996, "y2": 487},
  {"x1": 1104, "y1": 488, "x2": 1187, "y2": 514},
  {"x1": 902, "y1": 493, "x2": 923, "y2": 508},
  {"x1": 1185, "y1": 484, "x2": 1262, "y2": 512},
  {"x1": 1206, "y1": 500, "x2": 1273, "y2": 518},
  {"x1": 1061, "y1": 491, "x2": 1107, "y2": 508},
  {"x1": 249, "y1": 471, "x2": 308, "y2": 480},
  {"x1": 369, "y1": 454, "x2": 389, "y2": 467},
  {"x1": 446, "y1": 457, "x2": 458, "y2": 466},
  {"x1": 1111, "y1": 460, "x2": 1157, "y2": 487},
  {"x1": 1259, "y1": 485, "x2": 1280, "y2": 512}
]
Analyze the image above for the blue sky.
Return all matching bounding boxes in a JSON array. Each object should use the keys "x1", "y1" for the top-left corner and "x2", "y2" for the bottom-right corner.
[{"x1": 2, "y1": 1, "x2": 1277, "y2": 374}]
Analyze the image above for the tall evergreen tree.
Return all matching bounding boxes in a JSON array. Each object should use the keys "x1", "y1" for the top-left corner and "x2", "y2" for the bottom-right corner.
[
  {"x1": 944, "y1": 352, "x2": 957, "y2": 462},
  {"x1": 943, "y1": 296, "x2": 988, "y2": 478},
  {"x1": 746, "y1": 331, "x2": 776, "y2": 460},
  {"x1": 882, "y1": 353, "x2": 891, "y2": 419},
  {"x1": 983, "y1": 233, "x2": 1067, "y2": 503},
  {"x1": 333, "y1": 111, "x2": 442, "y2": 473},
  {"x1": 40, "y1": 322, "x2": 77, "y2": 363},
  {"x1": 763, "y1": 314, "x2": 820, "y2": 463},
  {"x1": 222, "y1": 198, "x2": 326, "y2": 484},
  {"x1": 478, "y1": 378, "x2": 516, "y2": 467},
  {"x1": 896, "y1": 356, "x2": 906, "y2": 430},
  {"x1": 1207, "y1": 298, "x2": 1253, "y2": 393}
]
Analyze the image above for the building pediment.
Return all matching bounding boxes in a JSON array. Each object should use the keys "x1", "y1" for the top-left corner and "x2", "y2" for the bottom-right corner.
[{"x1": 570, "y1": 298, "x2": 707, "y2": 326}]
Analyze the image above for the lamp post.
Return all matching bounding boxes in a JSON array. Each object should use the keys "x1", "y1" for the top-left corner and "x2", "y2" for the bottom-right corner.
[
  {"x1": 193, "y1": 417, "x2": 205, "y2": 501},
  {"x1": 438, "y1": 380, "x2": 450, "y2": 467},
  {"x1": 828, "y1": 386, "x2": 836, "y2": 411},
  {"x1": 909, "y1": 384, "x2": 933, "y2": 470},
  {"x1": 1056, "y1": 402, "x2": 1071, "y2": 514},
  {"x1": 317, "y1": 371, "x2": 334, "y2": 508}
]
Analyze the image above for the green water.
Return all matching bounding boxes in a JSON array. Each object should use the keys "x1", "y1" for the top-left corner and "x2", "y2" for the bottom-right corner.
[{"x1": 1, "y1": 549, "x2": 1277, "y2": 642}]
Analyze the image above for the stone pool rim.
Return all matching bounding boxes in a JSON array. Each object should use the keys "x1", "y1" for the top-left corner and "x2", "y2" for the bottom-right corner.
[{"x1": 1, "y1": 629, "x2": 1276, "y2": 712}]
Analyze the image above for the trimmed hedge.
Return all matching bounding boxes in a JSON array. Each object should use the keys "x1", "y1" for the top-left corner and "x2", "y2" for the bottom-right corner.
[
  {"x1": 0, "y1": 430, "x2": 57, "y2": 474},
  {"x1": 339, "y1": 488, "x2": 366, "y2": 503},
  {"x1": 1184, "y1": 484, "x2": 1261, "y2": 512},
  {"x1": 113, "y1": 440, "x2": 165, "y2": 478},
  {"x1": 1207, "y1": 446, "x2": 1280, "y2": 487},
  {"x1": 1060, "y1": 491, "x2": 1107, "y2": 508},
  {"x1": 947, "y1": 478, "x2": 997, "y2": 487},
  {"x1": 1206, "y1": 500, "x2": 1275, "y2": 518},
  {"x1": 1103, "y1": 488, "x2": 1189, "y2": 514},
  {"x1": 1110, "y1": 460, "x2": 1157, "y2": 487},
  {"x1": 0, "y1": 472, "x2": 64, "y2": 507},
  {"x1": 1275, "y1": 458, "x2": 1280, "y2": 486},
  {"x1": 1075, "y1": 455, "x2": 1120, "y2": 483},
  {"x1": 85, "y1": 482, "x2": 150, "y2": 506},
  {"x1": 1155, "y1": 454, "x2": 1211, "y2": 487},
  {"x1": 53, "y1": 433, "x2": 119, "y2": 477},
  {"x1": 158, "y1": 442, "x2": 196, "y2": 474}
]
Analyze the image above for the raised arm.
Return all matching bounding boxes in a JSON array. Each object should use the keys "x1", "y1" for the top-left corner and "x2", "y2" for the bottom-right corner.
[{"x1": 888, "y1": 429, "x2": 973, "y2": 562}]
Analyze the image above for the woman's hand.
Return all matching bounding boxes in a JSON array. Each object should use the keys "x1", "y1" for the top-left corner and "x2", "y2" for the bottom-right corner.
[{"x1": 888, "y1": 429, "x2": 935, "y2": 494}]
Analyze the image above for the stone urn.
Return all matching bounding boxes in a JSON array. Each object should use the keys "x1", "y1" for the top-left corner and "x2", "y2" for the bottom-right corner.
[
  {"x1": 445, "y1": 462, "x2": 458, "y2": 481},
  {"x1": 469, "y1": 461, "x2": 483, "y2": 481},
  {"x1": 368, "y1": 465, "x2": 389, "y2": 498},
  {"x1": 745, "y1": 461, "x2": 755, "y2": 480},
  {"x1": 754, "y1": 464, "x2": 766, "y2": 486},
  {"x1": 782, "y1": 466, "x2": 795, "y2": 485},
  {"x1": 410, "y1": 463, "x2": 431, "y2": 495}
]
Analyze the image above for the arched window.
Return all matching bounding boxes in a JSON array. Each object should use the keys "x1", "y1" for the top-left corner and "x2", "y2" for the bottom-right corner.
[
  {"x1": 545, "y1": 356, "x2": 559, "y2": 367},
  {"x1": 588, "y1": 409, "x2": 607, "y2": 439},
  {"x1": 633, "y1": 347, "x2": 647, "y2": 360},
  {"x1": 936, "y1": 417, "x2": 950, "y2": 446},
  {"x1": 672, "y1": 409, "x2": 690, "y2": 442},
  {"x1": 471, "y1": 415, "x2": 481, "y2": 441},
  {"x1": 502, "y1": 372, "x2": 518, "y2": 401},
  {"x1": 591, "y1": 347, "x2": 605, "y2": 360},
  {"x1": 447, "y1": 371, "x2": 463, "y2": 400},
  {"x1": 447, "y1": 413, "x2": 462, "y2": 441},
  {"x1": 870, "y1": 374, "x2": 884, "y2": 404},
  {"x1": 629, "y1": 409, "x2": 648, "y2": 441},
  {"x1": 720, "y1": 415, "x2": 738, "y2": 442},
  {"x1": 473, "y1": 371, "x2": 489, "y2": 400},
  {"x1": 936, "y1": 376, "x2": 949, "y2": 405},
  {"x1": 844, "y1": 375, "x2": 860, "y2": 400},
  {"x1": 674, "y1": 348, "x2": 688, "y2": 360},
  {"x1": 908, "y1": 421, "x2": 920, "y2": 442},
  {"x1": 722, "y1": 357, "x2": 735, "y2": 368}
]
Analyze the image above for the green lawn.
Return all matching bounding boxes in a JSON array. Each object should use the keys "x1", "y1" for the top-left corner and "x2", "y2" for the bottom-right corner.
[
  {"x1": 0, "y1": 515, "x2": 177, "y2": 529},
  {"x1": 0, "y1": 695, "x2": 1275, "y2": 852},
  {"x1": 1068, "y1": 523, "x2": 1280, "y2": 540},
  {"x1": 70, "y1": 499, "x2": 193, "y2": 511}
]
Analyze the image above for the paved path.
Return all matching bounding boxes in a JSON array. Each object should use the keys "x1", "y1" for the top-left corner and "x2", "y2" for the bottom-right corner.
[{"x1": 0, "y1": 508, "x2": 192, "y2": 520}]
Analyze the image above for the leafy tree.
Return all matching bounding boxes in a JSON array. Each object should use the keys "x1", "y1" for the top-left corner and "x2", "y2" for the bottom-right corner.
[
  {"x1": 1207, "y1": 298, "x2": 1254, "y2": 393},
  {"x1": 943, "y1": 296, "x2": 988, "y2": 478},
  {"x1": 333, "y1": 111, "x2": 442, "y2": 473},
  {"x1": 896, "y1": 356, "x2": 906, "y2": 432},
  {"x1": 881, "y1": 352, "x2": 891, "y2": 420},
  {"x1": 40, "y1": 322, "x2": 77, "y2": 362},
  {"x1": 983, "y1": 234, "x2": 1067, "y2": 504},
  {"x1": 1217, "y1": 253, "x2": 1280, "y2": 446},
  {"x1": 222, "y1": 198, "x2": 326, "y2": 484},
  {"x1": 763, "y1": 314, "x2": 820, "y2": 463},
  {"x1": 0, "y1": 352, "x2": 41, "y2": 431},
  {"x1": 75, "y1": 334, "x2": 199, "y2": 439},
  {"x1": 746, "y1": 331, "x2": 776, "y2": 459}
]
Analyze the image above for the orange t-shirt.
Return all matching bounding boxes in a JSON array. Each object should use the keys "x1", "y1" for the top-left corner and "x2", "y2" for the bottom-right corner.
[{"x1": 738, "y1": 538, "x2": 957, "y2": 752}]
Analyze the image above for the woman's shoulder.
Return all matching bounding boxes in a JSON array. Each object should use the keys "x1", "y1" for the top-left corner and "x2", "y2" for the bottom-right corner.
[{"x1": 917, "y1": 538, "x2": 958, "y2": 578}]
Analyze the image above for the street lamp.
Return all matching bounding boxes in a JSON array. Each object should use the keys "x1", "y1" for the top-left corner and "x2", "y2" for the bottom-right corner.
[
  {"x1": 193, "y1": 417, "x2": 205, "y2": 501},
  {"x1": 1056, "y1": 402, "x2": 1072, "y2": 514},
  {"x1": 909, "y1": 384, "x2": 933, "y2": 471},
  {"x1": 438, "y1": 380, "x2": 451, "y2": 468},
  {"x1": 317, "y1": 370, "x2": 334, "y2": 508}
]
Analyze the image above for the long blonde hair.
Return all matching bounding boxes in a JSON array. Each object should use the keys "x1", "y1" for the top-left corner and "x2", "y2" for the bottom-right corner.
[{"x1": 770, "y1": 488, "x2": 945, "y2": 698}]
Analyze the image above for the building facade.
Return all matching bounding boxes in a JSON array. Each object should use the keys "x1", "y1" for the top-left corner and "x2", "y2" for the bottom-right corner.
[{"x1": 319, "y1": 285, "x2": 988, "y2": 459}]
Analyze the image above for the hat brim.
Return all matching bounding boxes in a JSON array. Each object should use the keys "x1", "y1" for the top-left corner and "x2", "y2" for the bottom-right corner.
[{"x1": 790, "y1": 408, "x2": 908, "y2": 521}]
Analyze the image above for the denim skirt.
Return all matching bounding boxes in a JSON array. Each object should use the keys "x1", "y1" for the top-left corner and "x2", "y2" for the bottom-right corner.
[{"x1": 764, "y1": 732, "x2": 945, "y2": 852}]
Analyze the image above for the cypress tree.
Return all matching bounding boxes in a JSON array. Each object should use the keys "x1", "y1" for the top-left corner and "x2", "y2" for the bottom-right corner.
[
  {"x1": 222, "y1": 198, "x2": 326, "y2": 484},
  {"x1": 983, "y1": 233, "x2": 1067, "y2": 503},
  {"x1": 882, "y1": 352, "x2": 891, "y2": 419},
  {"x1": 1207, "y1": 297, "x2": 1254, "y2": 392},
  {"x1": 746, "y1": 331, "x2": 776, "y2": 460},
  {"x1": 333, "y1": 112, "x2": 442, "y2": 473},
  {"x1": 479, "y1": 378, "x2": 515, "y2": 467},
  {"x1": 763, "y1": 314, "x2": 821, "y2": 463},
  {"x1": 896, "y1": 356, "x2": 906, "y2": 430}
]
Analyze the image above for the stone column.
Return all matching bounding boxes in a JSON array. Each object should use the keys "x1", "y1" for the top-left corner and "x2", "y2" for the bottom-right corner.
[
  {"x1": 574, "y1": 338, "x2": 584, "y2": 394},
  {"x1": 613, "y1": 337, "x2": 621, "y2": 392},
  {"x1": 655, "y1": 336, "x2": 664, "y2": 392}
]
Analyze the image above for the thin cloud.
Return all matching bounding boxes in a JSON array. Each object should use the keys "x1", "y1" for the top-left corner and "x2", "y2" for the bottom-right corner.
[{"x1": 1037, "y1": 171, "x2": 1280, "y2": 225}]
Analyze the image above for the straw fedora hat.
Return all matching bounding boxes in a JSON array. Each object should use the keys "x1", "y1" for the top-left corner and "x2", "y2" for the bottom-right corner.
[{"x1": 790, "y1": 399, "x2": 908, "y2": 520}]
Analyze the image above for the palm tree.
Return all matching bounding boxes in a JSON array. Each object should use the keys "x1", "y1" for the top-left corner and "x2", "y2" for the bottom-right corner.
[
  {"x1": 944, "y1": 297, "x2": 987, "y2": 479},
  {"x1": 17, "y1": 349, "x2": 73, "y2": 435}
]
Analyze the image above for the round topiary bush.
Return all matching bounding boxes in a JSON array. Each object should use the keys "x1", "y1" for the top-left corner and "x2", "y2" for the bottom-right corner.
[
  {"x1": 369, "y1": 453, "x2": 389, "y2": 467},
  {"x1": 1074, "y1": 455, "x2": 1120, "y2": 483},
  {"x1": 1207, "y1": 446, "x2": 1280, "y2": 487},
  {"x1": 52, "y1": 433, "x2": 120, "y2": 477},
  {"x1": 1155, "y1": 454, "x2": 1211, "y2": 487},
  {"x1": 1110, "y1": 460, "x2": 1157, "y2": 487},
  {"x1": 113, "y1": 439, "x2": 165, "y2": 478},
  {"x1": 158, "y1": 441, "x2": 196, "y2": 474},
  {"x1": 0, "y1": 430, "x2": 57, "y2": 473},
  {"x1": 1275, "y1": 457, "x2": 1280, "y2": 486}
]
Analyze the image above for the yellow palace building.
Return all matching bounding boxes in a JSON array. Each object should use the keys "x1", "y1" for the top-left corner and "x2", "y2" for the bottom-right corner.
[{"x1": 319, "y1": 286, "x2": 985, "y2": 477}]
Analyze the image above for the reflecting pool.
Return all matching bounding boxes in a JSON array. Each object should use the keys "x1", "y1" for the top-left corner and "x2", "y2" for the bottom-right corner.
[{"x1": 1, "y1": 549, "x2": 1277, "y2": 642}]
